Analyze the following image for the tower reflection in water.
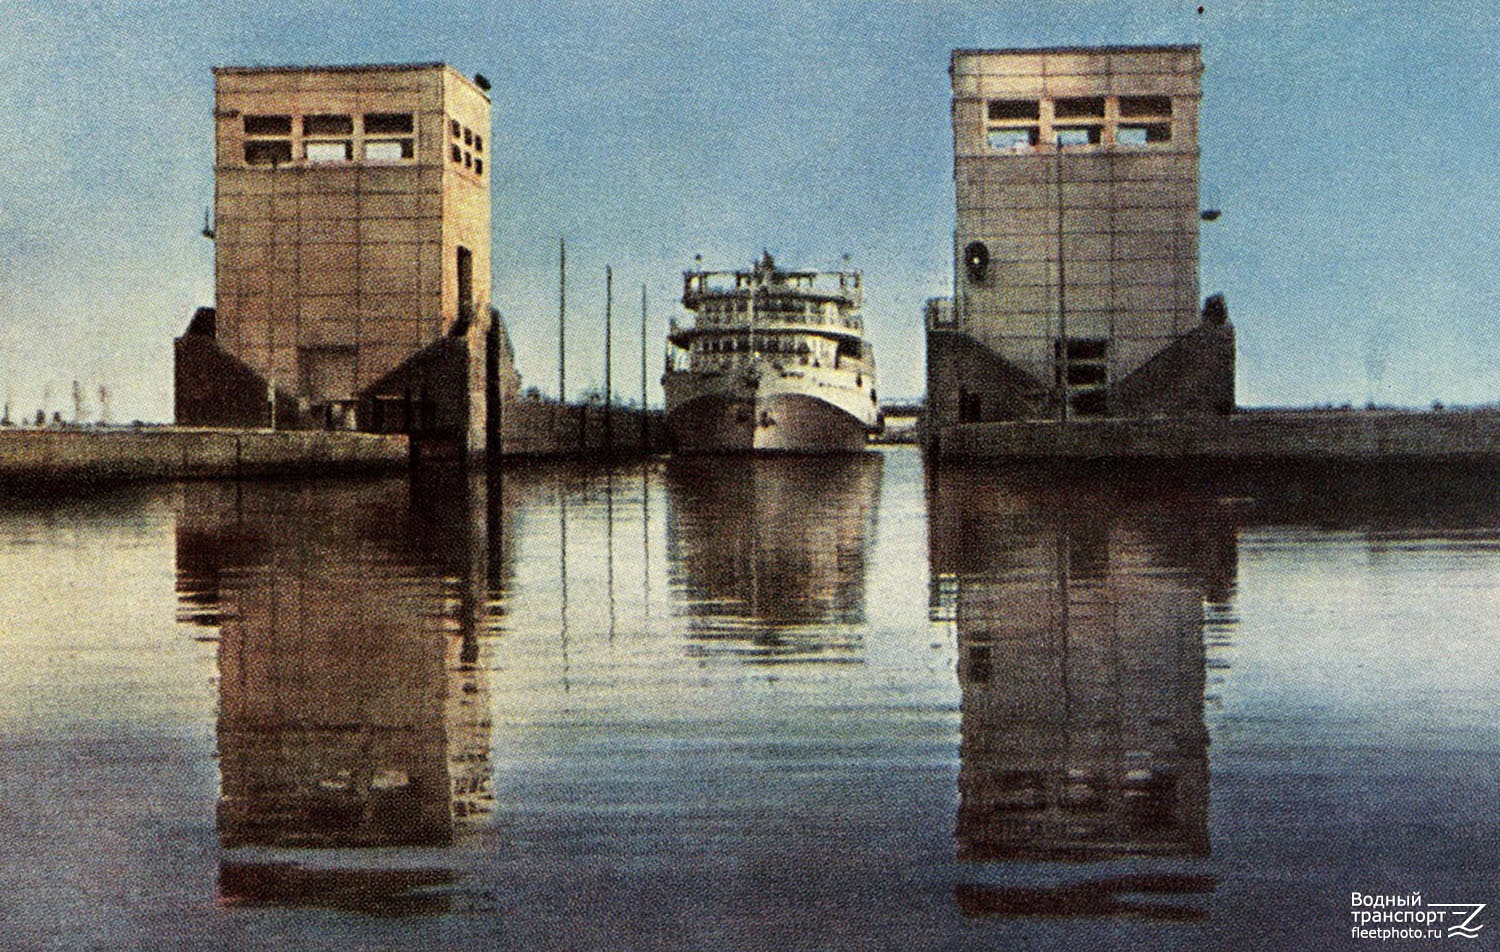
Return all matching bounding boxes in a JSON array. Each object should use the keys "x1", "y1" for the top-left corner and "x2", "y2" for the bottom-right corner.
[
  {"x1": 175, "y1": 468, "x2": 500, "y2": 913},
  {"x1": 663, "y1": 453, "x2": 882, "y2": 661},
  {"x1": 928, "y1": 465, "x2": 1234, "y2": 917}
]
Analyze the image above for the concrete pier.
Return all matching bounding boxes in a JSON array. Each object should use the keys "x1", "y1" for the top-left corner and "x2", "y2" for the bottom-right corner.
[
  {"x1": 933, "y1": 409, "x2": 1500, "y2": 462},
  {"x1": 0, "y1": 428, "x2": 407, "y2": 486}
]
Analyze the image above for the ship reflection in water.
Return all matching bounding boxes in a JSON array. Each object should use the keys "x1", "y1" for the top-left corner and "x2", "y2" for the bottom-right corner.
[
  {"x1": 176, "y1": 471, "x2": 501, "y2": 912},
  {"x1": 929, "y1": 465, "x2": 1235, "y2": 920},
  {"x1": 663, "y1": 453, "x2": 881, "y2": 661}
]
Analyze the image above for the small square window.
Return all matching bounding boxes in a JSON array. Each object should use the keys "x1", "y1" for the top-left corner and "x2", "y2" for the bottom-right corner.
[
  {"x1": 474, "y1": 158, "x2": 483, "y2": 175},
  {"x1": 474, "y1": 133, "x2": 483, "y2": 153},
  {"x1": 245, "y1": 140, "x2": 292, "y2": 165},
  {"x1": 988, "y1": 99, "x2": 1039, "y2": 121},
  {"x1": 305, "y1": 140, "x2": 352, "y2": 162},
  {"x1": 244, "y1": 115, "x2": 291, "y2": 136},
  {"x1": 1054, "y1": 126, "x2": 1100, "y2": 147},
  {"x1": 365, "y1": 139, "x2": 413, "y2": 161},
  {"x1": 464, "y1": 151, "x2": 472, "y2": 168},
  {"x1": 987, "y1": 127, "x2": 1037, "y2": 151},
  {"x1": 1117, "y1": 123, "x2": 1171, "y2": 145},
  {"x1": 1054, "y1": 97, "x2": 1105, "y2": 119},
  {"x1": 1120, "y1": 95, "x2": 1173, "y2": 118},
  {"x1": 451, "y1": 119, "x2": 462, "y2": 138},
  {"x1": 463, "y1": 127, "x2": 473, "y2": 146},
  {"x1": 365, "y1": 112, "x2": 413, "y2": 135},
  {"x1": 304, "y1": 114, "x2": 353, "y2": 136},
  {"x1": 451, "y1": 144, "x2": 463, "y2": 163}
]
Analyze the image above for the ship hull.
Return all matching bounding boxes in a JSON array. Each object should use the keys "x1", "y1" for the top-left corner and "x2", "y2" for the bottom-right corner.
[{"x1": 667, "y1": 391, "x2": 870, "y2": 453}]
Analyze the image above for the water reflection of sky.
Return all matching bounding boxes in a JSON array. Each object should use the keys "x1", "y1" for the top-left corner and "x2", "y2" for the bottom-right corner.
[{"x1": 0, "y1": 449, "x2": 1498, "y2": 949}]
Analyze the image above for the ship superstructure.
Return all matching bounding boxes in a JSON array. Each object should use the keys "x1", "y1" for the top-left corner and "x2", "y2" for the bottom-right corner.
[{"x1": 663, "y1": 253, "x2": 879, "y2": 453}]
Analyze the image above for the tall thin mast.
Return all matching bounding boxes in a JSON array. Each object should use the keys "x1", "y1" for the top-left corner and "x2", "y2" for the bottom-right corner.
[
  {"x1": 558, "y1": 238, "x2": 567, "y2": 403},
  {"x1": 604, "y1": 265, "x2": 613, "y2": 455},
  {"x1": 640, "y1": 283, "x2": 649, "y2": 447}
]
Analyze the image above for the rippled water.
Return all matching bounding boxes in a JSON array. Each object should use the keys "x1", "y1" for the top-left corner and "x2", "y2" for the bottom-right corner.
[{"x1": 2, "y1": 448, "x2": 1498, "y2": 950}]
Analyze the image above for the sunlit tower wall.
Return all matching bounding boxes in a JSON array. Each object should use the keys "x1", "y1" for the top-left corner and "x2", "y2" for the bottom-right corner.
[
  {"x1": 929, "y1": 46, "x2": 1232, "y2": 430},
  {"x1": 177, "y1": 63, "x2": 504, "y2": 453}
]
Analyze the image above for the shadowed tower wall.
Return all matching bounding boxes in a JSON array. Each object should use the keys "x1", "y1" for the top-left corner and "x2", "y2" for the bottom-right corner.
[
  {"x1": 931, "y1": 46, "x2": 1232, "y2": 429},
  {"x1": 181, "y1": 63, "x2": 496, "y2": 451}
]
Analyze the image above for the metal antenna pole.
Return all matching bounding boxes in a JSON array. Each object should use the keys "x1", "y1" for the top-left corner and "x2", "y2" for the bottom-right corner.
[
  {"x1": 605, "y1": 265, "x2": 613, "y2": 456},
  {"x1": 558, "y1": 238, "x2": 567, "y2": 403},
  {"x1": 640, "y1": 283, "x2": 648, "y2": 448}
]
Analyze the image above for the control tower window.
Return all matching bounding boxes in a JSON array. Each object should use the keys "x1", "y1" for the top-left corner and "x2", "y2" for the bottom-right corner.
[
  {"x1": 988, "y1": 99, "x2": 1040, "y2": 121},
  {"x1": 243, "y1": 115, "x2": 292, "y2": 166},
  {"x1": 1055, "y1": 126, "x2": 1100, "y2": 147},
  {"x1": 1055, "y1": 97, "x2": 1106, "y2": 119},
  {"x1": 1116, "y1": 124, "x2": 1171, "y2": 146},
  {"x1": 987, "y1": 127, "x2": 1038, "y2": 151},
  {"x1": 364, "y1": 112, "x2": 415, "y2": 161},
  {"x1": 303, "y1": 114, "x2": 353, "y2": 163},
  {"x1": 986, "y1": 99, "x2": 1040, "y2": 153},
  {"x1": 1120, "y1": 95, "x2": 1173, "y2": 118}
]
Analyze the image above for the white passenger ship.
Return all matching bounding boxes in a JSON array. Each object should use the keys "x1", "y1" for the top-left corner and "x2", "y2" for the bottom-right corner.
[{"x1": 663, "y1": 253, "x2": 879, "y2": 453}]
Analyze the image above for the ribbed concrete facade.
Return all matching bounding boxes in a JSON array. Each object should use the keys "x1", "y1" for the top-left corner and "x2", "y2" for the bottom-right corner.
[
  {"x1": 180, "y1": 63, "x2": 506, "y2": 453},
  {"x1": 932, "y1": 46, "x2": 1231, "y2": 430}
]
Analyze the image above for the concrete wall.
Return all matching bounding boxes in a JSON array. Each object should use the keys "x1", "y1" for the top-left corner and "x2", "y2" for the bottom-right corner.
[
  {"x1": 211, "y1": 63, "x2": 491, "y2": 445},
  {"x1": 495, "y1": 402, "x2": 669, "y2": 457},
  {"x1": 935, "y1": 409, "x2": 1500, "y2": 461},
  {"x1": 175, "y1": 330, "x2": 272, "y2": 428},
  {"x1": 941, "y1": 46, "x2": 1215, "y2": 425},
  {"x1": 0, "y1": 428, "x2": 407, "y2": 484}
]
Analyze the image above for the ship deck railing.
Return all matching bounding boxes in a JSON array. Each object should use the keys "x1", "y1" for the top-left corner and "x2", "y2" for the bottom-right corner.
[{"x1": 669, "y1": 316, "x2": 865, "y2": 337}]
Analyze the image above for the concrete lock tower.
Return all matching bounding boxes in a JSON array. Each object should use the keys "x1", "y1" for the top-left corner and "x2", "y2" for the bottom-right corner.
[
  {"x1": 176, "y1": 63, "x2": 516, "y2": 455},
  {"x1": 928, "y1": 46, "x2": 1232, "y2": 432}
]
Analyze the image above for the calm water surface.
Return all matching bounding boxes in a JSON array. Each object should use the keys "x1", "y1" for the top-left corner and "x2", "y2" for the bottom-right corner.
[{"x1": 2, "y1": 447, "x2": 1498, "y2": 950}]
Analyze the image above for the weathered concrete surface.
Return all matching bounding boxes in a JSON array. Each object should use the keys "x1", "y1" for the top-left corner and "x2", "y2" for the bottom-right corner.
[
  {"x1": 0, "y1": 428, "x2": 407, "y2": 485},
  {"x1": 935, "y1": 410, "x2": 1500, "y2": 461},
  {"x1": 495, "y1": 402, "x2": 669, "y2": 457}
]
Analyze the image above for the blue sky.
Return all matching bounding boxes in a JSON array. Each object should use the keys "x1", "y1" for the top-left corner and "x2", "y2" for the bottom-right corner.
[{"x1": 2, "y1": 0, "x2": 1497, "y2": 420}]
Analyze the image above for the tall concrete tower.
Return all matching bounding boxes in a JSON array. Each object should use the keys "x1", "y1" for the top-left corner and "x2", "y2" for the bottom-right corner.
[
  {"x1": 928, "y1": 46, "x2": 1232, "y2": 431},
  {"x1": 177, "y1": 63, "x2": 513, "y2": 454}
]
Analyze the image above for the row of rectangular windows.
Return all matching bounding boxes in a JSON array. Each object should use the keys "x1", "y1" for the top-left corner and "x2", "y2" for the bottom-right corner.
[
  {"x1": 984, "y1": 95, "x2": 1174, "y2": 151},
  {"x1": 240, "y1": 112, "x2": 484, "y2": 176}
]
